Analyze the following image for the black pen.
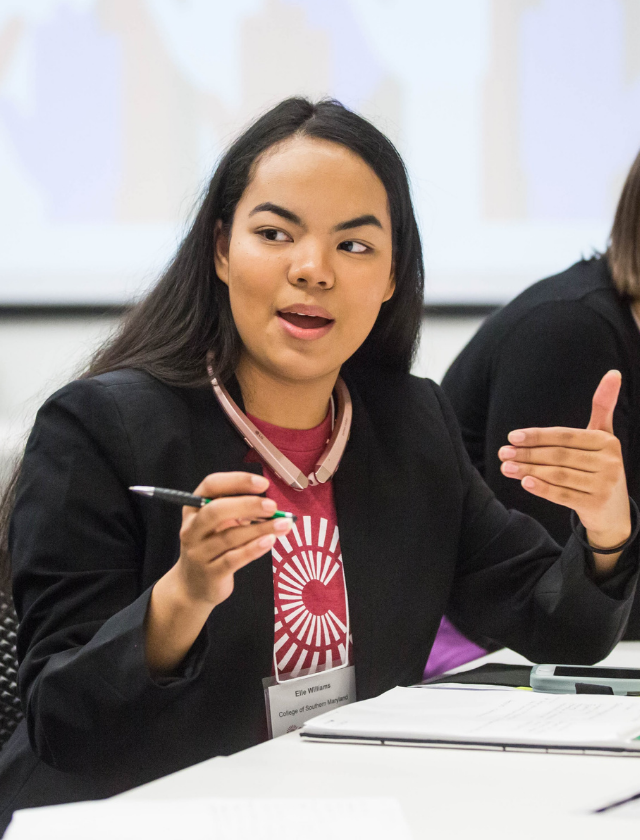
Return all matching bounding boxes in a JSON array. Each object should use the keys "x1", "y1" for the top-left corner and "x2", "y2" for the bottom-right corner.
[
  {"x1": 129, "y1": 486, "x2": 296, "y2": 522},
  {"x1": 594, "y1": 789, "x2": 640, "y2": 814}
]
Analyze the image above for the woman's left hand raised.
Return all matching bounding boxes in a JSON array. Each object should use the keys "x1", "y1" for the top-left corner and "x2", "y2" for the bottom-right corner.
[{"x1": 498, "y1": 370, "x2": 631, "y2": 577}]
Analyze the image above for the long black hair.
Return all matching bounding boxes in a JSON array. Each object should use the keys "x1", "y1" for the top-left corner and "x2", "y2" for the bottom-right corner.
[
  {"x1": 0, "y1": 97, "x2": 424, "y2": 585},
  {"x1": 84, "y1": 97, "x2": 424, "y2": 384}
]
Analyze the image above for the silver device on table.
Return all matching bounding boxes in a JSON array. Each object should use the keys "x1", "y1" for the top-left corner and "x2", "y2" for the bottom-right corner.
[{"x1": 530, "y1": 664, "x2": 640, "y2": 695}]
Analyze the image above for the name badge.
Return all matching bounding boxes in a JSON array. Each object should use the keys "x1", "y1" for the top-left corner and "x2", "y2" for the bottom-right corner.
[{"x1": 263, "y1": 665, "x2": 356, "y2": 739}]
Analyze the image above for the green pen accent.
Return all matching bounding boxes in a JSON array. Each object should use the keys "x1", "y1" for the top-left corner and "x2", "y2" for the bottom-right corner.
[{"x1": 200, "y1": 498, "x2": 295, "y2": 522}]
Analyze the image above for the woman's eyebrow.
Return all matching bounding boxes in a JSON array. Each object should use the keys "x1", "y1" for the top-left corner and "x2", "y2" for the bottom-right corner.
[
  {"x1": 248, "y1": 204, "x2": 383, "y2": 233},
  {"x1": 249, "y1": 202, "x2": 303, "y2": 226},
  {"x1": 333, "y1": 214, "x2": 383, "y2": 232}
]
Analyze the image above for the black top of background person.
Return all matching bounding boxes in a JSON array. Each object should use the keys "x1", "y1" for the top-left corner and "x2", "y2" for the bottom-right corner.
[
  {"x1": 442, "y1": 256, "x2": 640, "y2": 636},
  {"x1": 0, "y1": 366, "x2": 637, "y2": 829}
]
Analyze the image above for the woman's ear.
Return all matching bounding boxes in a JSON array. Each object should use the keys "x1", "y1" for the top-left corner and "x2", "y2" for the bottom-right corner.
[
  {"x1": 214, "y1": 220, "x2": 230, "y2": 286},
  {"x1": 383, "y1": 269, "x2": 396, "y2": 303}
]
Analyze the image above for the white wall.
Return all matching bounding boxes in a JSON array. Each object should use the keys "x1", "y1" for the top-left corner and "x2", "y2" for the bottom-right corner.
[
  {"x1": 412, "y1": 316, "x2": 485, "y2": 383},
  {"x1": 0, "y1": 316, "x2": 119, "y2": 484},
  {"x1": 0, "y1": 314, "x2": 485, "y2": 484}
]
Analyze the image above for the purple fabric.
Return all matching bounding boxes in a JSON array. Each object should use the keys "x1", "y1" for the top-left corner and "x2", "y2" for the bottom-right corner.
[{"x1": 423, "y1": 616, "x2": 486, "y2": 680}]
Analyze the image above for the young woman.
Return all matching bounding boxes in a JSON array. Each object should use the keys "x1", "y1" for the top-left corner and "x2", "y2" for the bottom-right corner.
[
  {"x1": 442, "y1": 145, "x2": 640, "y2": 638},
  {"x1": 0, "y1": 98, "x2": 637, "y2": 827}
]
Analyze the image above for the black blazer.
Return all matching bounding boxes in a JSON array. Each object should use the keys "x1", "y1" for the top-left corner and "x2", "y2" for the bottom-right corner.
[
  {"x1": 442, "y1": 256, "x2": 640, "y2": 635},
  {"x1": 0, "y1": 365, "x2": 637, "y2": 825}
]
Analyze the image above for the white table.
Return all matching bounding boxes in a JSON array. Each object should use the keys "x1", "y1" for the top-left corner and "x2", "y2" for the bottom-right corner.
[{"x1": 120, "y1": 643, "x2": 640, "y2": 838}]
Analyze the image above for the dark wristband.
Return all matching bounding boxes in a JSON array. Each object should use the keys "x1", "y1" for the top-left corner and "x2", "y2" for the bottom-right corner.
[{"x1": 570, "y1": 498, "x2": 640, "y2": 555}]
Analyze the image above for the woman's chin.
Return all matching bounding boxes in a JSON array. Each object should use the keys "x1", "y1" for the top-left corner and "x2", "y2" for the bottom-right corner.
[
  {"x1": 238, "y1": 337, "x2": 355, "y2": 386},
  {"x1": 275, "y1": 362, "x2": 341, "y2": 385},
  {"x1": 257, "y1": 353, "x2": 343, "y2": 386}
]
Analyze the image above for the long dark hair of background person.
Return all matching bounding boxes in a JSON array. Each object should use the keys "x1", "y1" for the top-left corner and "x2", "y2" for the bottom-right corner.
[
  {"x1": 608, "y1": 145, "x2": 640, "y2": 298},
  {"x1": 0, "y1": 97, "x2": 425, "y2": 586}
]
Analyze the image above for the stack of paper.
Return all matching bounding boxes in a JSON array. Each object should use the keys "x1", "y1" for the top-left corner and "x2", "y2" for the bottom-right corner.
[
  {"x1": 4, "y1": 797, "x2": 412, "y2": 840},
  {"x1": 300, "y1": 686, "x2": 640, "y2": 754}
]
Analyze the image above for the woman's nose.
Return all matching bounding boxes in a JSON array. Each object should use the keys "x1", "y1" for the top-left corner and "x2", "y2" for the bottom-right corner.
[{"x1": 287, "y1": 243, "x2": 335, "y2": 289}]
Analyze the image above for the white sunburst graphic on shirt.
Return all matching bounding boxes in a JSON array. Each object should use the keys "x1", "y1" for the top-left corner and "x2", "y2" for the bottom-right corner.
[{"x1": 272, "y1": 515, "x2": 348, "y2": 678}]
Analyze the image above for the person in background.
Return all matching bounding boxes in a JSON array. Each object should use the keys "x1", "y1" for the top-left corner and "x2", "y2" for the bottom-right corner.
[{"x1": 442, "y1": 145, "x2": 640, "y2": 640}]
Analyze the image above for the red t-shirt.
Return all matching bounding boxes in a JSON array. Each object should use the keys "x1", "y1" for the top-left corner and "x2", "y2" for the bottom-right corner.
[{"x1": 246, "y1": 410, "x2": 352, "y2": 680}]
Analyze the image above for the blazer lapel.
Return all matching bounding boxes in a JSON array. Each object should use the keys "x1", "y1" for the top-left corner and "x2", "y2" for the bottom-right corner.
[
  {"x1": 191, "y1": 379, "x2": 274, "y2": 683},
  {"x1": 333, "y1": 380, "x2": 378, "y2": 700}
]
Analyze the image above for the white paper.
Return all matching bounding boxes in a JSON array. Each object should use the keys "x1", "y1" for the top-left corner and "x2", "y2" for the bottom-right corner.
[
  {"x1": 417, "y1": 683, "x2": 518, "y2": 692},
  {"x1": 302, "y1": 686, "x2": 640, "y2": 750},
  {"x1": 5, "y1": 797, "x2": 412, "y2": 840}
]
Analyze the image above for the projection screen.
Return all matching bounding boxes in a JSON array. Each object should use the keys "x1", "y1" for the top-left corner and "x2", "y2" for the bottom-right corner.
[{"x1": 0, "y1": 0, "x2": 639, "y2": 306}]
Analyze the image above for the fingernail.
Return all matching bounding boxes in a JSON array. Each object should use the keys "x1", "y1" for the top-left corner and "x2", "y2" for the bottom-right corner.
[
  {"x1": 499, "y1": 446, "x2": 517, "y2": 459},
  {"x1": 522, "y1": 476, "x2": 535, "y2": 489},
  {"x1": 502, "y1": 461, "x2": 519, "y2": 475},
  {"x1": 508, "y1": 431, "x2": 526, "y2": 444},
  {"x1": 252, "y1": 475, "x2": 269, "y2": 490},
  {"x1": 273, "y1": 518, "x2": 292, "y2": 532},
  {"x1": 261, "y1": 498, "x2": 277, "y2": 513},
  {"x1": 259, "y1": 534, "x2": 276, "y2": 549}
]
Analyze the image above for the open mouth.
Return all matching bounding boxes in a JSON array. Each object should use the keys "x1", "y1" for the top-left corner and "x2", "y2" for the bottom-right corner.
[{"x1": 277, "y1": 311, "x2": 333, "y2": 329}]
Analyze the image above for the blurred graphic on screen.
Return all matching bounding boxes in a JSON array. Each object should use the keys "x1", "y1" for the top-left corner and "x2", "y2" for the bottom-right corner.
[{"x1": 0, "y1": 0, "x2": 639, "y2": 304}]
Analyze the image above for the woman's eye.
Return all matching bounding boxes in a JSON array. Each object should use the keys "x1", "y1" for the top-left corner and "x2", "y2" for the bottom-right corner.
[
  {"x1": 339, "y1": 240, "x2": 369, "y2": 254},
  {"x1": 259, "y1": 228, "x2": 290, "y2": 242}
]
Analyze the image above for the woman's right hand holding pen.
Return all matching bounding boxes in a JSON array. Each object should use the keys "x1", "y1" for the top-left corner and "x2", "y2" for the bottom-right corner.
[{"x1": 145, "y1": 472, "x2": 291, "y2": 674}]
